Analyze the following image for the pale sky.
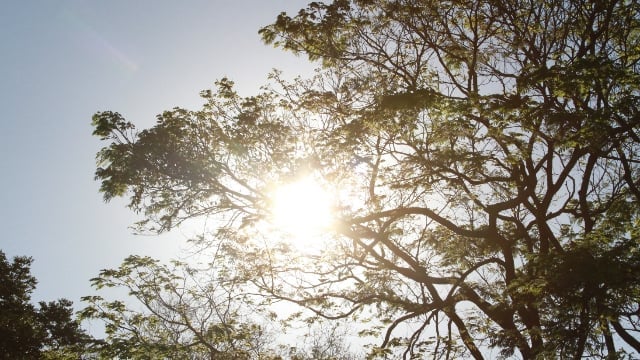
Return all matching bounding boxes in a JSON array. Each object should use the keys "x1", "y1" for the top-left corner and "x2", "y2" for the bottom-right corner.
[{"x1": 0, "y1": 0, "x2": 313, "y2": 314}]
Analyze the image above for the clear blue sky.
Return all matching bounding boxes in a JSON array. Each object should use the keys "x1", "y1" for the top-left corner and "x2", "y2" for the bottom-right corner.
[{"x1": 0, "y1": 0, "x2": 313, "y2": 311}]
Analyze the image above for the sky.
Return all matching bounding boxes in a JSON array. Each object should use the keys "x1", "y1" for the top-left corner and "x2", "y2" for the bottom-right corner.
[{"x1": 0, "y1": 0, "x2": 314, "y2": 316}]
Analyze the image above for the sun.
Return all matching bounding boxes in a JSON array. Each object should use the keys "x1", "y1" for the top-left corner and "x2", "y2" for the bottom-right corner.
[{"x1": 270, "y1": 176, "x2": 335, "y2": 240}]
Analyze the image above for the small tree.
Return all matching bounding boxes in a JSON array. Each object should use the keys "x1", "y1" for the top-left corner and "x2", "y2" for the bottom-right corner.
[
  {"x1": 81, "y1": 251, "x2": 280, "y2": 359},
  {"x1": 0, "y1": 250, "x2": 91, "y2": 359},
  {"x1": 82, "y1": 250, "x2": 366, "y2": 360},
  {"x1": 92, "y1": 0, "x2": 640, "y2": 358}
]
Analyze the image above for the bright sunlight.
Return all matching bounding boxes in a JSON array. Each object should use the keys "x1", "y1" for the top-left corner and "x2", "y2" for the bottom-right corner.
[{"x1": 270, "y1": 177, "x2": 335, "y2": 241}]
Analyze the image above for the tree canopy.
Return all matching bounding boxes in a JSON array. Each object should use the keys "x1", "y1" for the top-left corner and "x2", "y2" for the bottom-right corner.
[
  {"x1": 91, "y1": 0, "x2": 640, "y2": 358},
  {"x1": 0, "y1": 250, "x2": 92, "y2": 359}
]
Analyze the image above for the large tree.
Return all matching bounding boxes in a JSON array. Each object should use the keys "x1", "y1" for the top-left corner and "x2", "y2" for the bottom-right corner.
[
  {"x1": 0, "y1": 251, "x2": 92, "y2": 359},
  {"x1": 92, "y1": 0, "x2": 640, "y2": 358}
]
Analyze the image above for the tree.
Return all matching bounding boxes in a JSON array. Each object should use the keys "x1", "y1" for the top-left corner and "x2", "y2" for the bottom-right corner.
[
  {"x1": 80, "y1": 250, "x2": 282, "y2": 359},
  {"x1": 0, "y1": 250, "x2": 92, "y2": 359},
  {"x1": 81, "y1": 250, "x2": 364, "y2": 360},
  {"x1": 91, "y1": 0, "x2": 640, "y2": 358}
]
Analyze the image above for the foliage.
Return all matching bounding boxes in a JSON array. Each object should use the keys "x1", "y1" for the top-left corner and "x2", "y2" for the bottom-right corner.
[
  {"x1": 92, "y1": 0, "x2": 640, "y2": 358},
  {"x1": 80, "y1": 250, "x2": 279, "y2": 359},
  {"x1": 0, "y1": 250, "x2": 92, "y2": 359},
  {"x1": 81, "y1": 248, "x2": 363, "y2": 359}
]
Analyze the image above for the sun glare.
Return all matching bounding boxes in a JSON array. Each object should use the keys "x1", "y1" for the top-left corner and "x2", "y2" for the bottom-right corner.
[{"x1": 270, "y1": 177, "x2": 335, "y2": 240}]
